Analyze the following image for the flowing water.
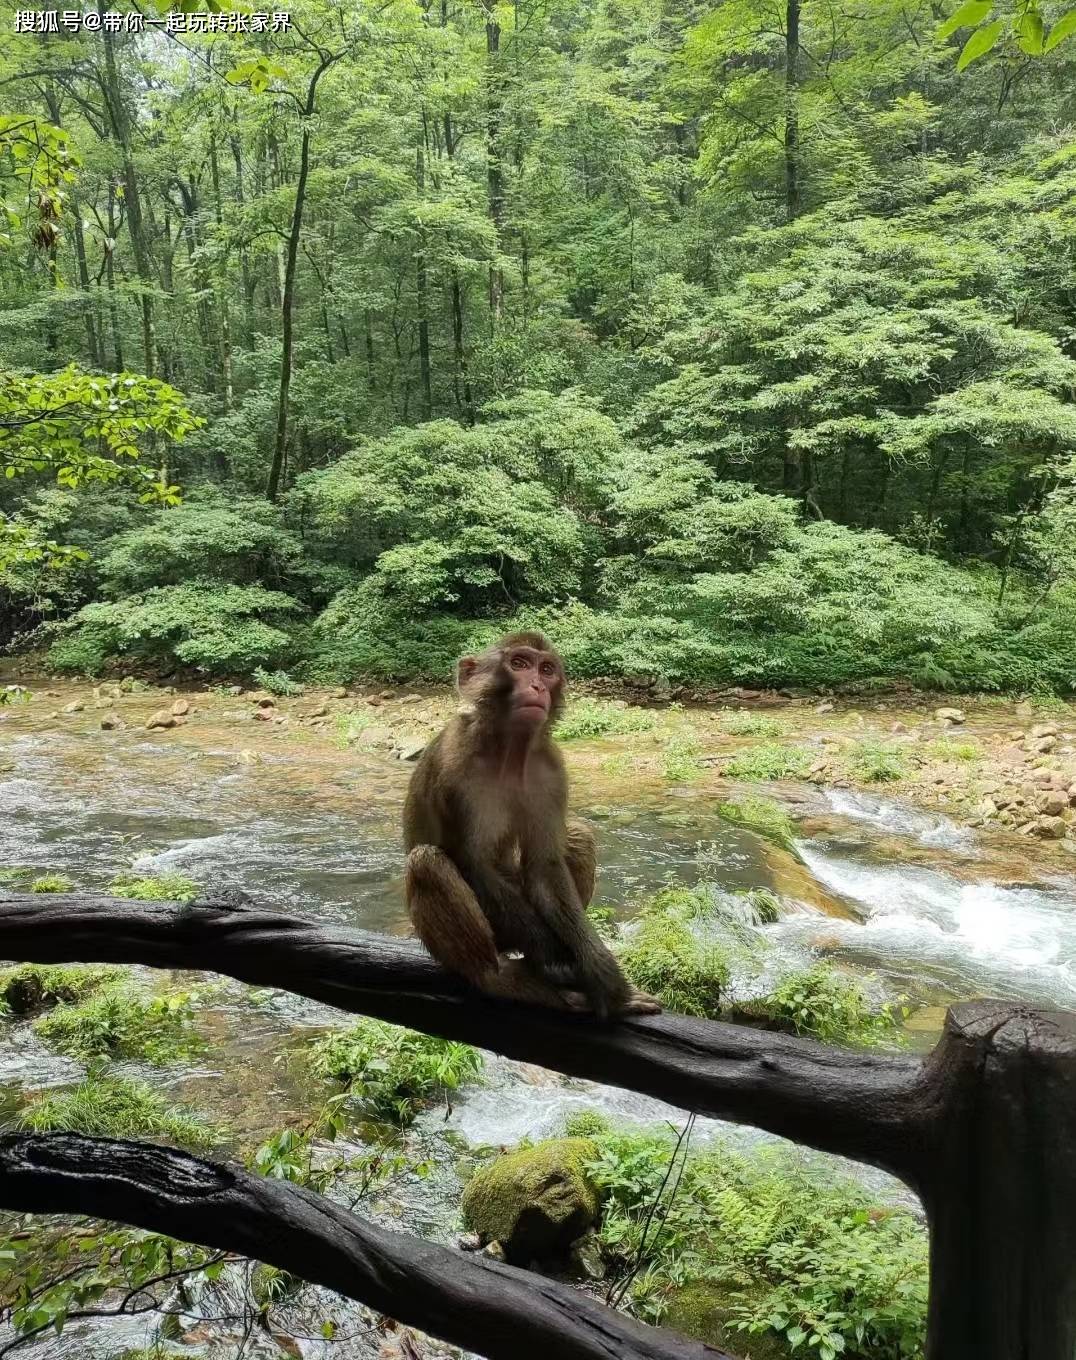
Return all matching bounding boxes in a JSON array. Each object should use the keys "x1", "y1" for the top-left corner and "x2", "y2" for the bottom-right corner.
[{"x1": 2, "y1": 690, "x2": 1075, "y2": 1358}]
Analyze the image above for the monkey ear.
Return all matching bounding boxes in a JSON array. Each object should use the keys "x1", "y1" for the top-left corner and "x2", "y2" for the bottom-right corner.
[{"x1": 456, "y1": 656, "x2": 479, "y2": 690}]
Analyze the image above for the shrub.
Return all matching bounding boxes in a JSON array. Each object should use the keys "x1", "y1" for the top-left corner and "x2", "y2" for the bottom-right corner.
[
  {"x1": 28, "y1": 873, "x2": 73, "y2": 893},
  {"x1": 618, "y1": 912, "x2": 731, "y2": 1018},
  {"x1": 555, "y1": 698, "x2": 656, "y2": 741},
  {"x1": 720, "y1": 712, "x2": 784, "y2": 738},
  {"x1": 34, "y1": 987, "x2": 206, "y2": 1065},
  {"x1": 107, "y1": 872, "x2": 201, "y2": 902},
  {"x1": 724, "y1": 743, "x2": 813, "y2": 781},
  {"x1": 925, "y1": 738, "x2": 981, "y2": 762},
  {"x1": 50, "y1": 581, "x2": 302, "y2": 677},
  {"x1": 0, "y1": 964, "x2": 121, "y2": 1015},
  {"x1": 580, "y1": 1123, "x2": 928, "y2": 1360},
  {"x1": 309, "y1": 1019, "x2": 484, "y2": 1124},
  {"x1": 742, "y1": 964, "x2": 904, "y2": 1047},
  {"x1": 662, "y1": 731, "x2": 702, "y2": 782},
  {"x1": 718, "y1": 796, "x2": 795, "y2": 847},
  {"x1": 252, "y1": 666, "x2": 304, "y2": 696},
  {"x1": 847, "y1": 741, "x2": 908, "y2": 784},
  {"x1": 17, "y1": 1075, "x2": 223, "y2": 1151}
]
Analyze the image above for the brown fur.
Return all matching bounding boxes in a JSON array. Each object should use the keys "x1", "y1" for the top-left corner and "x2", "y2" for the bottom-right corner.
[{"x1": 402, "y1": 633, "x2": 659, "y2": 1018}]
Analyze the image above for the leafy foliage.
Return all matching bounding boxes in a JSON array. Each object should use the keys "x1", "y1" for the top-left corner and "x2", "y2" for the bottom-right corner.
[
  {"x1": 741, "y1": 964, "x2": 907, "y2": 1047},
  {"x1": 308, "y1": 1018, "x2": 484, "y2": 1124},
  {"x1": 574, "y1": 1122, "x2": 928, "y2": 1360},
  {"x1": 34, "y1": 985, "x2": 206, "y2": 1065}
]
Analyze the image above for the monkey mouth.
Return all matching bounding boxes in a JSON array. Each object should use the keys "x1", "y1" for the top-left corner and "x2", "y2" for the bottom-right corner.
[{"x1": 516, "y1": 700, "x2": 549, "y2": 718}]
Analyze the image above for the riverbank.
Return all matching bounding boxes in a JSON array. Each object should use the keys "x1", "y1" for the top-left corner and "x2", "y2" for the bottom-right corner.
[{"x1": 4, "y1": 669, "x2": 1073, "y2": 860}]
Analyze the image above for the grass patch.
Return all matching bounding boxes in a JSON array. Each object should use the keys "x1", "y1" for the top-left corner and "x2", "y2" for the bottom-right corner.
[
  {"x1": 925, "y1": 738, "x2": 982, "y2": 762},
  {"x1": 846, "y1": 741, "x2": 908, "y2": 784},
  {"x1": 718, "y1": 795, "x2": 795, "y2": 847},
  {"x1": 618, "y1": 909, "x2": 731, "y2": 1018},
  {"x1": 309, "y1": 1019, "x2": 483, "y2": 1124},
  {"x1": 720, "y1": 711, "x2": 784, "y2": 738},
  {"x1": 738, "y1": 963, "x2": 905, "y2": 1047},
  {"x1": 28, "y1": 873, "x2": 74, "y2": 894},
  {"x1": 16, "y1": 1075, "x2": 224, "y2": 1151},
  {"x1": 565, "y1": 1118, "x2": 927, "y2": 1359},
  {"x1": 723, "y1": 742, "x2": 812, "y2": 781},
  {"x1": 108, "y1": 872, "x2": 201, "y2": 902},
  {"x1": 0, "y1": 963, "x2": 122, "y2": 1016},
  {"x1": 600, "y1": 752, "x2": 636, "y2": 776},
  {"x1": 333, "y1": 710, "x2": 375, "y2": 747},
  {"x1": 556, "y1": 698, "x2": 657, "y2": 742},
  {"x1": 34, "y1": 987, "x2": 206, "y2": 1065},
  {"x1": 662, "y1": 731, "x2": 702, "y2": 782}
]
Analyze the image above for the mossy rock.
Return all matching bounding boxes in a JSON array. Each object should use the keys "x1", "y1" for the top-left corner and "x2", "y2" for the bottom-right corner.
[
  {"x1": 663, "y1": 1280, "x2": 791, "y2": 1359},
  {"x1": 461, "y1": 1138, "x2": 600, "y2": 1265}
]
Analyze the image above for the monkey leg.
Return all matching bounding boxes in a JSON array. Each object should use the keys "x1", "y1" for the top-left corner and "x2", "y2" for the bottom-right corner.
[
  {"x1": 405, "y1": 846, "x2": 588, "y2": 1012},
  {"x1": 564, "y1": 819, "x2": 597, "y2": 906}
]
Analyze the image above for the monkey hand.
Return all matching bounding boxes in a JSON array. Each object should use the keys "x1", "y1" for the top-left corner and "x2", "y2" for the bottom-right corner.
[{"x1": 618, "y1": 987, "x2": 662, "y2": 1017}]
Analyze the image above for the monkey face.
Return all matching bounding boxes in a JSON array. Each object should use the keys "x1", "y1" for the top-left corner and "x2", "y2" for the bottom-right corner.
[
  {"x1": 456, "y1": 633, "x2": 565, "y2": 730},
  {"x1": 505, "y1": 645, "x2": 561, "y2": 726}
]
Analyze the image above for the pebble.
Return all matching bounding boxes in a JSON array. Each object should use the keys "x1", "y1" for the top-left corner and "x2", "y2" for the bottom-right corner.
[
  {"x1": 171, "y1": 698, "x2": 190, "y2": 716},
  {"x1": 145, "y1": 710, "x2": 177, "y2": 730},
  {"x1": 62, "y1": 700, "x2": 84, "y2": 713}
]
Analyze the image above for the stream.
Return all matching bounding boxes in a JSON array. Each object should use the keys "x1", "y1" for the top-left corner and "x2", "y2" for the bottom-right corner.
[{"x1": 2, "y1": 694, "x2": 1076, "y2": 1358}]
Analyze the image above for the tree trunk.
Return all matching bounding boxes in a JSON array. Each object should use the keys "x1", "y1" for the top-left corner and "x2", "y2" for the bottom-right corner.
[
  {"x1": 415, "y1": 132, "x2": 433, "y2": 422},
  {"x1": 785, "y1": 0, "x2": 801, "y2": 222},
  {"x1": 483, "y1": 0, "x2": 505, "y2": 325},
  {"x1": 99, "y1": 15, "x2": 157, "y2": 375},
  {"x1": 209, "y1": 133, "x2": 234, "y2": 410},
  {"x1": 917, "y1": 1004, "x2": 1076, "y2": 1360}
]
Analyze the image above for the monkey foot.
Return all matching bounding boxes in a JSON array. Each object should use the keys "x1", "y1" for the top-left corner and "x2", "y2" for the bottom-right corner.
[{"x1": 620, "y1": 989, "x2": 662, "y2": 1016}]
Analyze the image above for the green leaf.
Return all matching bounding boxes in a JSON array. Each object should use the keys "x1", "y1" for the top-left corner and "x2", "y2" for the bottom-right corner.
[
  {"x1": 1044, "y1": 7, "x2": 1076, "y2": 51},
  {"x1": 957, "y1": 17, "x2": 1005, "y2": 67},
  {"x1": 1018, "y1": 9, "x2": 1044, "y2": 53},
  {"x1": 937, "y1": 0, "x2": 993, "y2": 41}
]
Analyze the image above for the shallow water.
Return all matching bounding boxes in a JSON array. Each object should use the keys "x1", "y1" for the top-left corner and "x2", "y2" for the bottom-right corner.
[{"x1": 2, "y1": 689, "x2": 1075, "y2": 1357}]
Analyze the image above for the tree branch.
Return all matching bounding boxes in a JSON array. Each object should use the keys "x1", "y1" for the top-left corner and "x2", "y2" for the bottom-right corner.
[
  {"x1": 0, "y1": 893, "x2": 929, "y2": 1182},
  {"x1": 0, "y1": 1132, "x2": 730, "y2": 1360}
]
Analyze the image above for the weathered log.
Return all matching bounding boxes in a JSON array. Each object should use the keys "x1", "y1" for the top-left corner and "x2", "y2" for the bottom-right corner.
[
  {"x1": 0, "y1": 1132, "x2": 731, "y2": 1360},
  {"x1": 914, "y1": 1003, "x2": 1076, "y2": 1360},
  {"x1": 0, "y1": 892, "x2": 927, "y2": 1179}
]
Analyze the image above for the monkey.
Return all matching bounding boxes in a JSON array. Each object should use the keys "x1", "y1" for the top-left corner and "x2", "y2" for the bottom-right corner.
[{"x1": 402, "y1": 630, "x2": 661, "y2": 1019}]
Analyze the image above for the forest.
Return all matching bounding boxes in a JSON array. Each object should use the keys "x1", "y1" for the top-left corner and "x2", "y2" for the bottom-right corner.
[{"x1": 1, "y1": 0, "x2": 1076, "y2": 691}]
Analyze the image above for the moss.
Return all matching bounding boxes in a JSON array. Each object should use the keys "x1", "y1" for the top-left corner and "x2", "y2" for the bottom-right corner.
[
  {"x1": 462, "y1": 1138, "x2": 601, "y2": 1264},
  {"x1": 664, "y1": 1281, "x2": 791, "y2": 1359},
  {"x1": 17, "y1": 1076, "x2": 224, "y2": 1151},
  {"x1": 0, "y1": 963, "x2": 122, "y2": 1015},
  {"x1": 720, "y1": 712, "x2": 784, "y2": 739},
  {"x1": 718, "y1": 796, "x2": 795, "y2": 848}
]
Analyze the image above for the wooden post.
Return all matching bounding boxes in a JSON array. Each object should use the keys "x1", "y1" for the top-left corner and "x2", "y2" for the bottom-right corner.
[{"x1": 918, "y1": 1003, "x2": 1076, "y2": 1360}]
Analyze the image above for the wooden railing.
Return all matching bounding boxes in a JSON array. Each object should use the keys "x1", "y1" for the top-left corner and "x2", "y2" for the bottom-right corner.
[{"x1": 1, "y1": 890, "x2": 1074, "y2": 1360}]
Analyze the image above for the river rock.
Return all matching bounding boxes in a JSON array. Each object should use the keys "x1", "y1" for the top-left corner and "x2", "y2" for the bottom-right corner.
[
  {"x1": 253, "y1": 708, "x2": 274, "y2": 722},
  {"x1": 62, "y1": 700, "x2": 84, "y2": 713},
  {"x1": 1030, "y1": 735, "x2": 1057, "y2": 754},
  {"x1": 934, "y1": 707, "x2": 965, "y2": 725},
  {"x1": 1030, "y1": 722, "x2": 1059, "y2": 739},
  {"x1": 1039, "y1": 791, "x2": 1069, "y2": 817},
  {"x1": 1069, "y1": 782, "x2": 1076, "y2": 803},
  {"x1": 815, "y1": 701, "x2": 835, "y2": 713},
  {"x1": 398, "y1": 743, "x2": 426, "y2": 762},
  {"x1": 171, "y1": 698, "x2": 190, "y2": 716},
  {"x1": 303, "y1": 702, "x2": 329, "y2": 719},
  {"x1": 401, "y1": 693, "x2": 422, "y2": 703},
  {"x1": 890, "y1": 721, "x2": 908, "y2": 733},
  {"x1": 100, "y1": 715, "x2": 125, "y2": 731},
  {"x1": 366, "y1": 694, "x2": 384, "y2": 707},
  {"x1": 146, "y1": 710, "x2": 177, "y2": 730},
  {"x1": 256, "y1": 696, "x2": 275, "y2": 709},
  {"x1": 1035, "y1": 815, "x2": 1068, "y2": 839},
  {"x1": 329, "y1": 687, "x2": 348, "y2": 699},
  {"x1": 461, "y1": 1138, "x2": 600, "y2": 1266}
]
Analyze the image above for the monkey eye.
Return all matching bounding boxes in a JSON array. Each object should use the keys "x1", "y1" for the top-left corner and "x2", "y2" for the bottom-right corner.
[
  {"x1": 509, "y1": 655, "x2": 529, "y2": 670},
  {"x1": 540, "y1": 661, "x2": 557, "y2": 676}
]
